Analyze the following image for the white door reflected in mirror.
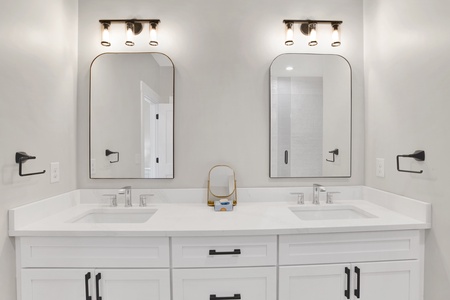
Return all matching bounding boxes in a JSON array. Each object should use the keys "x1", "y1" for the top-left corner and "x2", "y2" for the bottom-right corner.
[{"x1": 90, "y1": 53, "x2": 174, "y2": 179}]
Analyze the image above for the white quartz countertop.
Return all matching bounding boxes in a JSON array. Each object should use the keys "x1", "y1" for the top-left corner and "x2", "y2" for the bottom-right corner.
[{"x1": 9, "y1": 188, "x2": 431, "y2": 237}]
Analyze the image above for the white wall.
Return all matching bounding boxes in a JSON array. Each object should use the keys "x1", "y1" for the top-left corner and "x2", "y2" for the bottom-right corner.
[
  {"x1": 77, "y1": 0, "x2": 365, "y2": 188},
  {"x1": 363, "y1": 1, "x2": 450, "y2": 299},
  {"x1": 0, "y1": 0, "x2": 78, "y2": 299}
]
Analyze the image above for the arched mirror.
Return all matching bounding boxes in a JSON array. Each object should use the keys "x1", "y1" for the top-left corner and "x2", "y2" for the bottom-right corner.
[
  {"x1": 90, "y1": 52, "x2": 174, "y2": 179},
  {"x1": 270, "y1": 54, "x2": 352, "y2": 178},
  {"x1": 207, "y1": 165, "x2": 237, "y2": 206}
]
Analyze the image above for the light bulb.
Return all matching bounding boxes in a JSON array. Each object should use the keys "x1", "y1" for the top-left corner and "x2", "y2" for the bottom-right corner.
[
  {"x1": 149, "y1": 22, "x2": 158, "y2": 46},
  {"x1": 101, "y1": 22, "x2": 111, "y2": 47},
  {"x1": 125, "y1": 22, "x2": 134, "y2": 46},
  {"x1": 308, "y1": 23, "x2": 318, "y2": 46},
  {"x1": 285, "y1": 22, "x2": 294, "y2": 46},
  {"x1": 331, "y1": 23, "x2": 341, "y2": 47}
]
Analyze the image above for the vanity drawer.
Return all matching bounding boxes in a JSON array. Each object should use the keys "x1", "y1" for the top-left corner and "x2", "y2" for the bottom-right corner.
[
  {"x1": 172, "y1": 236, "x2": 277, "y2": 267},
  {"x1": 172, "y1": 267, "x2": 276, "y2": 300},
  {"x1": 18, "y1": 236, "x2": 170, "y2": 268},
  {"x1": 279, "y1": 230, "x2": 420, "y2": 265}
]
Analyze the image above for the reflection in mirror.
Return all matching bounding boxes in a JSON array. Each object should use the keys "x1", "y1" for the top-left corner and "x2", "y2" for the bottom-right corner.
[
  {"x1": 207, "y1": 165, "x2": 237, "y2": 206},
  {"x1": 270, "y1": 54, "x2": 351, "y2": 178},
  {"x1": 90, "y1": 53, "x2": 174, "y2": 178}
]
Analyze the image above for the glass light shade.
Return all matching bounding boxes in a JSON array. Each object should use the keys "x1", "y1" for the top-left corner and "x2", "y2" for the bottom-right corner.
[
  {"x1": 101, "y1": 23, "x2": 111, "y2": 47},
  {"x1": 125, "y1": 22, "x2": 134, "y2": 46},
  {"x1": 149, "y1": 23, "x2": 158, "y2": 46},
  {"x1": 285, "y1": 23, "x2": 294, "y2": 46},
  {"x1": 331, "y1": 24, "x2": 341, "y2": 47},
  {"x1": 308, "y1": 23, "x2": 318, "y2": 46}
]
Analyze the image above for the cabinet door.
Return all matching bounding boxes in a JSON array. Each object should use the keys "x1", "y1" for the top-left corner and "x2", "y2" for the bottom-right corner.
[
  {"x1": 96, "y1": 269, "x2": 170, "y2": 300},
  {"x1": 279, "y1": 264, "x2": 350, "y2": 300},
  {"x1": 173, "y1": 267, "x2": 277, "y2": 300},
  {"x1": 21, "y1": 269, "x2": 94, "y2": 300},
  {"x1": 356, "y1": 261, "x2": 419, "y2": 300}
]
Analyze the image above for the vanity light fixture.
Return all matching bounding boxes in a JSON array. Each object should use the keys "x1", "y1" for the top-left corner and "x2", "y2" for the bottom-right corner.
[
  {"x1": 283, "y1": 19, "x2": 343, "y2": 47},
  {"x1": 331, "y1": 23, "x2": 341, "y2": 47},
  {"x1": 100, "y1": 21, "x2": 111, "y2": 46},
  {"x1": 308, "y1": 23, "x2": 318, "y2": 46},
  {"x1": 125, "y1": 21, "x2": 135, "y2": 46},
  {"x1": 98, "y1": 19, "x2": 161, "y2": 47},
  {"x1": 285, "y1": 22, "x2": 294, "y2": 46},
  {"x1": 149, "y1": 21, "x2": 159, "y2": 46}
]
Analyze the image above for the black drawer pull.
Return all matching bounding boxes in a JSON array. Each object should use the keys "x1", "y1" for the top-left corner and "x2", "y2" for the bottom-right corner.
[
  {"x1": 96, "y1": 273, "x2": 102, "y2": 300},
  {"x1": 85, "y1": 272, "x2": 92, "y2": 300},
  {"x1": 344, "y1": 267, "x2": 350, "y2": 299},
  {"x1": 209, "y1": 249, "x2": 241, "y2": 255},
  {"x1": 354, "y1": 266, "x2": 361, "y2": 299},
  {"x1": 210, "y1": 294, "x2": 241, "y2": 300}
]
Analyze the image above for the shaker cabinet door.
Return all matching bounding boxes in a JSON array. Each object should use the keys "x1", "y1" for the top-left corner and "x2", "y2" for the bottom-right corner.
[
  {"x1": 21, "y1": 269, "x2": 94, "y2": 300},
  {"x1": 357, "y1": 261, "x2": 419, "y2": 300},
  {"x1": 95, "y1": 269, "x2": 170, "y2": 300},
  {"x1": 279, "y1": 264, "x2": 350, "y2": 300}
]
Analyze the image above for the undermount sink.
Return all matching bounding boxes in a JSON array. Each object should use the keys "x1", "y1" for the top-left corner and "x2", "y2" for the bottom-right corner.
[
  {"x1": 289, "y1": 205, "x2": 376, "y2": 221},
  {"x1": 69, "y1": 208, "x2": 157, "y2": 224}
]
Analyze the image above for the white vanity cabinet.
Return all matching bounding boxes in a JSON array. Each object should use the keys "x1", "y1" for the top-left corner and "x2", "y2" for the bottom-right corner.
[
  {"x1": 278, "y1": 231, "x2": 423, "y2": 300},
  {"x1": 16, "y1": 236, "x2": 171, "y2": 300}
]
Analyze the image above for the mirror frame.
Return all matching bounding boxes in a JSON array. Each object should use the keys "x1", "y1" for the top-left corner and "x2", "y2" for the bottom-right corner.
[
  {"x1": 207, "y1": 165, "x2": 237, "y2": 206},
  {"x1": 89, "y1": 52, "x2": 175, "y2": 179},
  {"x1": 269, "y1": 53, "x2": 352, "y2": 178}
]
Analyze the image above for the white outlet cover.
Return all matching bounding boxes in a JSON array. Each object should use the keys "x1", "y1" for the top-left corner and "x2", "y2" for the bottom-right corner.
[
  {"x1": 50, "y1": 162, "x2": 60, "y2": 183},
  {"x1": 376, "y1": 158, "x2": 385, "y2": 178}
]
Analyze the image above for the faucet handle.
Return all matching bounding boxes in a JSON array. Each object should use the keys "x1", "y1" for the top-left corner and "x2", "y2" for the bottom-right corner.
[
  {"x1": 103, "y1": 194, "x2": 117, "y2": 207},
  {"x1": 290, "y1": 192, "x2": 305, "y2": 205},
  {"x1": 326, "y1": 192, "x2": 340, "y2": 204},
  {"x1": 139, "y1": 194, "x2": 154, "y2": 207}
]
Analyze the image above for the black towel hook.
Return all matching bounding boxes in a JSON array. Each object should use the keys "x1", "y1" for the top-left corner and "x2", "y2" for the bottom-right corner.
[
  {"x1": 105, "y1": 149, "x2": 120, "y2": 163},
  {"x1": 15, "y1": 152, "x2": 46, "y2": 177},
  {"x1": 326, "y1": 148, "x2": 339, "y2": 162},
  {"x1": 396, "y1": 150, "x2": 425, "y2": 174}
]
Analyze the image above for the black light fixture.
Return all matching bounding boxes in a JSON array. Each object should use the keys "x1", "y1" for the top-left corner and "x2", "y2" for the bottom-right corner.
[
  {"x1": 283, "y1": 19, "x2": 343, "y2": 47},
  {"x1": 98, "y1": 19, "x2": 161, "y2": 47}
]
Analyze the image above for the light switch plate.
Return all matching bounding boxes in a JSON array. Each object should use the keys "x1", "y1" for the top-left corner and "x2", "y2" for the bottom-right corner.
[
  {"x1": 50, "y1": 162, "x2": 60, "y2": 183},
  {"x1": 376, "y1": 158, "x2": 385, "y2": 178}
]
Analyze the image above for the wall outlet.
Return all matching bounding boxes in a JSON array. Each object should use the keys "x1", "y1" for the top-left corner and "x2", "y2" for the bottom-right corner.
[
  {"x1": 50, "y1": 162, "x2": 60, "y2": 183},
  {"x1": 376, "y1": 158, "x2": 385, "y2": 178}
]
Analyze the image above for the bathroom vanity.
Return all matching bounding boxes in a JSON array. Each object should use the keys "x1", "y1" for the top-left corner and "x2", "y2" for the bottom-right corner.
[{"x1": 9, "y1": 187, "x2": 431, "y2": 300}]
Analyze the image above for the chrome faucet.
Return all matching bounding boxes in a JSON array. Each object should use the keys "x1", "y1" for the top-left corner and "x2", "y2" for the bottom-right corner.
[
  {"x1": 312, "y1": 184, "x2": 326, "y2": 205},
  {"x1": 119, "y1": 186, "x2": 132, "y2": 207}
]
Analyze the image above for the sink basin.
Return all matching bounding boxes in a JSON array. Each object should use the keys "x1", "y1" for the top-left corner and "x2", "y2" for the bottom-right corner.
[
  {"x1": 289, "y1": 205, "x2": 376, "y2": 221},
  {"x1": 69, "y1": 208, "x2": 157, "y2": 224}
]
